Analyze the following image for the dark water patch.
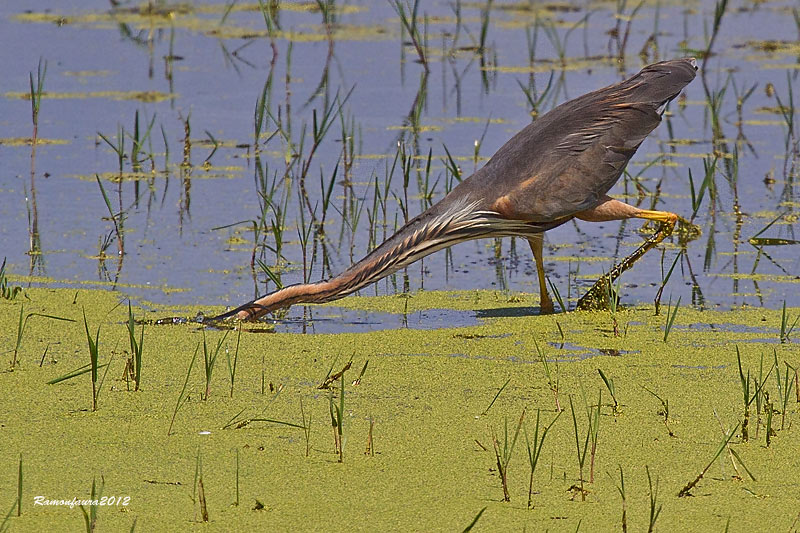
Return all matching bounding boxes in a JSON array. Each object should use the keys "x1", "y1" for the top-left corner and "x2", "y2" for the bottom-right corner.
[
  {"x1": 476, "y1": 306, "x2": 543, "y2": 318},
  {"x1": 271, "y1": 306, "x2": 479, "y2": 334},
  {"x1": 156, "y1": 306, "x2": 480, "y2": 334}
]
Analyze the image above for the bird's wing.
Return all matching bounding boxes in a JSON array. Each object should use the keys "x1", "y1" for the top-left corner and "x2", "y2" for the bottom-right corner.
[{"x1": 470, "y1": 58, "x2": 696, "y2": 223}]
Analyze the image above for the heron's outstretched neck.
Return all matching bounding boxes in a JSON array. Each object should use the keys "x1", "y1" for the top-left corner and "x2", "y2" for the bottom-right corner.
[
  {"x1": 212, "y1": 280, "x2": 341, "y2": 321},
  {"x1": 215, "y1": 197, "x2": 547, "y2": 321}
]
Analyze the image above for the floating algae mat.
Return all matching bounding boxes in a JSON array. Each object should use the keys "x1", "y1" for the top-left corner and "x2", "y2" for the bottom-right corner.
[{"x1": 1, "y1": 287, "x2": 799, "y2": 531}]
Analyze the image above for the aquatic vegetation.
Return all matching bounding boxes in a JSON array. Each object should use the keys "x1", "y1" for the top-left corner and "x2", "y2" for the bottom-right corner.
[
  {"x1": 2, "y1": 0, "x2": 800, "y2": 529},
  {"x1": 646, "y1": 466, "x2": 662, "y2": 533},
  {"x1": 226, "y1": 327, "x2": 242, "y2": 398},
  {"x1": 125, "y1": 301, "x2": 144, "y2": 391},
  {"x1": 568, "y1": 393, "x2": 597, "y2": 502},
  {"x1": 678, "y1": 421, "x2": 739, "y2": 497},
  {"x1": 15, "y1": 455, "x2": 22, "y2": 519},
  {"x1": 491, "y1": 410, "x2": 525, "y2": 502},
  {"x1": 201, "y1": 329, "x2": 229, "y2": 401},
  {"x1": 329, "y1": 367, "x2": 347, "y2": 463},
  {"x1": 524, "y1": 409, "x2": 560, "y2": 509},
  {"x1": 662, "y1": 295, "x2": 681, "y2": 342},
  {"x1": 780, "y1": 300, "x2": 800, "y2": 343},
  {"x1": 300, "y1": 398, "x2": 312, "y2": 457},
  {"x1": 535, "y1": 339, "x2": 561, "y2": 412},
  {"x1": 28, "y1": 58, "x2": 46, "y2": 146},
  {"x1": 0, "y1": 259, "x2": 22, "y2": 301},
  {"x1": 0, "y1": 288, "x2": 798, "y2": 529},
  {"x1": 597, "y1": 368, "x2": 619, "y2": 414},
  {"x1": 736, "y1": 347, "x2": 772, "y2": 442},
  {"x1": 390, "y1": 0, "x2": 429, "y2": 71},
  {"x1": 192, "y1": 449, "x2": 209, "y2": 523},
  {"x1": 168, "y1": 344, "x2": 199, "y2": 436},
  {"x1": 79, "y1": 477, "x2": 102, "y2": 532},
  {"x1": 483, "y1": 376, "x2": 510, "y2": 415},
  {"x1": 611, "y1": 466, "x2": 627, "y2": 533}
]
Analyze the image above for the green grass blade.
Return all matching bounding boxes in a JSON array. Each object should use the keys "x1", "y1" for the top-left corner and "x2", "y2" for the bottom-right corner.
[{"x1": 483, "y1": 377, "x2": 511, "y2": 415}]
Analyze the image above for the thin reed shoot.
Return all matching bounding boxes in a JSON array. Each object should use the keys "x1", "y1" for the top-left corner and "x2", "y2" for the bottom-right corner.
[
  {"x1": 587, "y1": 389, "x2": 601, "y2": 483},
  {"x1": 201, "y1": 329, "x2": 230, "y2": 400},
  {"x1": 597, "y1": 369, "x2": 619, "y2": 414},
  {"x1": 80, "y1": 477, "x2": 103, "y2": 533},
  {"x1": 365, "y1": 417, "x2": 375, "y2": 456},
  {"x1": 604, "y1": 272, "x2": 622, "y2": 337},
  {"x1": 569, "y1": 396, "x2": 590, "y2": 501},
  {"x1": 29, "y1": 58, "x2": 47, "y2": 143},
  {"x1": 126, "y1": 301, "x2": 144, "y2": 392},
  {"x1": 525, "y1": 409, "x2": 560, "y2": 508},
  {"x1": 780, "y1": 300, "x2": 799, "y2": 343},
  {"x1": 168, "y1": 344, "x2": 199, "y2": 436},
  {"x1": 518, "y1": 71, "x2": 555, "y2": 119},
  {"x1": 663, "y1": 295, "x2": 681, "y2": 342},
  {"x1": 329, "y1": 372, "x2": 347, "y2": 463},
  {"x1": 461, "y1": 507, "x2": 487, "y2": 532},
  {"x1": 233, "y1": 448, "x2": 240, "y2": 507},
  {"x1": 678, "y1": 421, "x2": 740, "y2": 497},
  {"x1": 352, "y1": 359, "x2": 369, "y2": 386},
  {"x1": 773, "y1": 71, "x2": 796, "y2": 150},
  {"x1": 764, "y1": 393, "x2": 774, "y2": 447},
  {"x1": 390, "y1": 0, "x2": 429, "y2": 71},
  {"x1": 736, "y1": 347, "x2": 773, "y2": 441},
  {"x1": 16, "y1": 455, "x2": 22, "y2": 518},
  {"x1": 535, "y1": 339, "x2": 560, "y2": 411},
  {"x1": 642, "y1": 386, "x2": 675, "y2": 437},
  {"x1": 300, "y1": 398, "x2": 312, "y2": 457},
  {"x1": 492, "y1": 409, "x2": 525, "y2": 502},
  {"x1": 773, "y1": 349, "x2": 795, "y2": 431},
  {"x1": 227, "y1": 328, "x2": 242, "y2": 398},
  {"x1": 688, "y1": 156, "x2": 717, "y2": 222},
  {"x1": 610, "y1": 466, "x2": 626, "y2": 533},
  {"x1": 483, "y1": 377, "x2": 511, "y2": 415},
  {"x1": 546, "y1": 276, "x2": 566, "y2": 314},
  {"x1": 192, "y1": 449, "x2": 209, "y2": 522},
  {"x1": 0, "y1": 500, "x2": 13, "y2": 533},
  {"x1": 654, "y1": 252, "x2": 681, "y2": 315},
  {"x1": 83, "y1": 310, "x2": 111, "y2": 412},
  {"x1": 646, "y1": 466, "x2": 662, "y2": 533}
]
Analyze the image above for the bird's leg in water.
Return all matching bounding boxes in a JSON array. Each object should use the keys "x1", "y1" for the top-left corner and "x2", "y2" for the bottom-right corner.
[
  {"x1": 577, "y1": 211, "x2": 677, "y2": 310},
  {"x1": 528, "y1": 234, "x2": 555, "y2": 314}
]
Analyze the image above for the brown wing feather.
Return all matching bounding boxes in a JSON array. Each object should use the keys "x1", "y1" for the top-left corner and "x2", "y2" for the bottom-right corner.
[{"x1": 449, "y1": 58, "x2": 697, "y2": 223}]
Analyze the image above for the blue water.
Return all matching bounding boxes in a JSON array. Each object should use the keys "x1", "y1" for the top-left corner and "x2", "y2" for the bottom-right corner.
[{"x1": 1, "y1": 0, "x2": 799, "y2": 331}]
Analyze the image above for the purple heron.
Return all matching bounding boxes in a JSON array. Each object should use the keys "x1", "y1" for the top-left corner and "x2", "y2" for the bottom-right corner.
[{"x1": 217, "y1": 58, "x2": 697, "y2": 321}]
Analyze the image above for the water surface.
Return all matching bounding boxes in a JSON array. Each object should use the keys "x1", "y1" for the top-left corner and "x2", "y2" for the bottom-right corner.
[{"x1": 1, "y1": 0, "x2": 799, "y2": 327}]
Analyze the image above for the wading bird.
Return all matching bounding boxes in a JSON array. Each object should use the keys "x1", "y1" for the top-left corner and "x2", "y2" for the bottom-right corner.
[{"x1": 217, "y1": 58, "x2": 697, "y2": 321}]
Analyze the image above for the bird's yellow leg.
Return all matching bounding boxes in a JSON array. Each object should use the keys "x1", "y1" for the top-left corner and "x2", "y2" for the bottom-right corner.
[
  {"x1": 528, "y1": 235, "x2": 555, "y2": 314},
  {"x1": 577, "y1": 211, "x2": 677, "y2": 311}
]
